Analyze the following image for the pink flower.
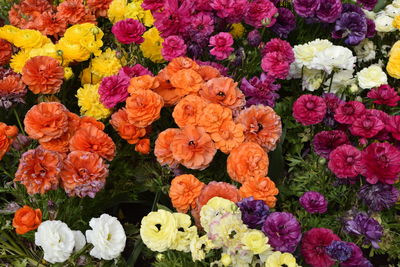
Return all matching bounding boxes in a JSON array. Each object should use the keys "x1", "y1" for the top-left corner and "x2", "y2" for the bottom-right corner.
[
  {"x1": 328, "y1": 145, "x2": 362, "y2": 179},
  {"x1": 367, "y1": 84, "x2": 400, "y2": 107},
  {"x1": 245, "y1": 0, "x2": 278, "y2": 28},
  {"x1": 111, "y1": 18, "x2": 146, "y2": 44},
  {"x1": 262, "y1": 38, "x2": 295, "y2": 61},
  {"x1": 210, "y1": 0, "x2": 249, "y2": 23},
  {"x1": 360, "y1": 142, "x2": 400, "y2": 184},
  {"x1": 386, "y1": 115, "x2": 400, "y2": 141},
  {"x1": 350, "y1": 112, "x2": 384, "y2": 139},
  {"x1": 293, "y1": 95, "x2": 326, "y2": 125},
  {"x1": 119, "y1": 64, "x2": 152, "y2": 79},
  {"x1": 301, "y1": 228, "x2": 340, "y2": 267},
  {"x1": 209, "y1": 32, "x2": 234, "y2": 60},
  {"x1": 334, "y1": 101, "x2": 365, "y2": 124},
  {"x1": 161, "y1": 35, "x2": 187, "y2": 61},
  {"x1": 261, "y1": 38, "x2": 294, "y2": 79},
  {"x1": 99, "y1": 74, "x2": 130, "y2": 108}
]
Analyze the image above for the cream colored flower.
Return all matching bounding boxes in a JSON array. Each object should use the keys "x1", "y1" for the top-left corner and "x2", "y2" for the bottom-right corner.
[{"x1": 357, "y1": 65, "x2": 388, "y2": 89}]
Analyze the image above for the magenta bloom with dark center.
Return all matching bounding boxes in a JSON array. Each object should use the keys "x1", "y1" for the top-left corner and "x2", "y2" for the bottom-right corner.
[
  {"x1": 98, "y1": 74, "x2": 130, "y2": 108},
  {"x1": 299, "y1": 191, "x2": 328, "y2": 214},
  {"x1": 328, "y1": 144, "x2": 362, "y2": 179},
  {"x1": 153, "y1": 0, "x2": 191, "y2": 37},
  {"x1": 261, "y1": 38, "x2": 294, "y2": 79},
  {"x1": 367, "y1": 84, "x2": 400, "y2": 107},
  {"x1": 210, "y1": 0, "x2": 249, "y2": 23},
  {"x1": 111, "y1": 18, "x2": 146, "y2": 44},
  {"x1": 161, "y1": 35, "x2": 187, "y2": 61},
  {"x1": 244, "y1": 0, "x2": 278, "y2": 28},
  {"x1": 209, "y1": 32, "x2": 234, "y2": 60},
  {"x1": 240, "y1": 73, "x2": 280, "y2": 107},
  {"x1": 293, "y1": 94, "x2": 327, "y2": 125},
  {"x1": 334, "y1": 101, "x2": 365, "y2": 124},
  {"x1": 312, "y1": 130, "x2": 350, "y2": 159},
  {"x1": 350, "y1": 113, "x2": 384, "y2": 139},
  {"x1": 119, "y1": 64, "x2": 152, "y2": 79}
]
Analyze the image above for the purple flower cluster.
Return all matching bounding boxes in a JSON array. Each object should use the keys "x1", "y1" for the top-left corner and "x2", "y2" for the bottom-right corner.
[
  {"x1": 344, "y1": 212, "x2": 383, "y2": 249},
  {"x1": 358, "y1": 183, "x2": 399, "y2": 212},
  {"x1": 240, "y1": 73, "x2": 280, "y2": 107},
  {"x1": 237, "y1": 197, "x2": 270, "y2": 229},
  {"x1": 299, "y1": 191, "x2": 328, "y2": 214}
]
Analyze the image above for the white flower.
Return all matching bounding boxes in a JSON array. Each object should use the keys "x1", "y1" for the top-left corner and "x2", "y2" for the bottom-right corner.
[
  {"x1": 354, "y1": 39, "x2": 376, "y2": 62},
  {"x1": 311, "y1": 46, "x2": 356, "y2": 73},
  {"x1": 384, "y1": 4, "x2": 400, "y2": 18},
  {"x1": 170, "y1": 213, "x2": 197, "y2": 253},
  {"x1": 302, "y1": 68, "x2": 324, "y2": 91},
  {"x1": 86, "y1": 214, "x2": 126, "y2": 260},
  {"x1": 190, "y1": 235, "x2": 214, "y2": 262},
  {"x1": 293, "y1": 39, "x2": 332, "y2": 68},
  {"x1": 394, "y1": 0, "x2": 400, "y2": 8},
  {"x1": 72, "y1": 231, "x2": 86, "y2": 252},
  {"x1": 375, "y1": 14, "x2": 395, "y2": 32},
  {"x1": 357, "y1": 65, "x2": 388, "y2": 89},
  {"x1": 323, "y1": 69, "x2": 355, "y2": 93},
  {"x1": 35, "y1": 221, "x2": 75, "y2": 264},
  {"x1": 363, "y1": 9, "x2": 376, "y2": 20},
  {"x1": 287, "y1": 62, "x2": 302, "y2": 80}
]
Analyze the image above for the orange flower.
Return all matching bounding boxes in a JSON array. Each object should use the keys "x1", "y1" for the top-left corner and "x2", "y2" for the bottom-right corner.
[
  {"x1": 0, "y1": 39, "x2": 12, "y2": 65},
  {"x1": 9, "y1": 0, "x2": 52, "y2": 28},
  {"x1": 197, "y1": 103, "x2": 232, "y2": 133},
  {"x1": 87, "y1": 0, "x2": 112, "y2": 17},
  {"x1": 236, "y1": 105, "x2": 282, "y2": 152},
  {"x1": 56, "y1": 0, "x2": 96, "y2": 25},
  {"x1": 170, "y1": 69, "x2": 203, "y2": 95},
  {"x1": 126, "y1": 89, "x2": 164, "y2": 128},
  {"x1": 22, "y1": 56, "x2": 64, "y2": 95},
  {"x1": 135, "y1": 138, "x2": 150, "y2": 154},
  {"x1": 227, "y1": 142, "x2": 269, "y2": 183},
  {"x1": 34, "y1": 11, "x2": 67, "y2": 38},
  {"x1": 166, "y1": 57, "x2": 200, "y2": 77},
  {"x1": 128, "y1": 75, "x2": 159, "y2": 94},
  {"x1": 60, "y1": 151, "x2": 108, "y2": 198},
  {"x1": 12, "y1": 205, "x2": 42, "y2": 235},
  {"x1": 169, "y1": 174, "x2": 205, "y2": 213},
  {"x1": 0, "y1": 74, "x2": 26, "y2": 95},
  {"x1": 197, "y1": 65, "x2": 221, "y2": 81},
  {"x1": 154, "y1": 69, "x2": 183, "y2": 106},
  {"x1": 210, "y1": 120, "x2": 245, "y2": 154},
  {"x1": 69, "y1": 124, "x2": 116, "y2": 161},
  {"x1": 14, "y1": 147, "x2": 62, "y2": 195},
  {"x1": 0, "y1": 122, "x2": 18, "y2": 160},
  {"x1": 24, "y1": 102, "x2": 69, "y2": 142},
  {"x1": 110, "y1": 108, "x2": 146, "y2": 144},
  {"x1": 171, "y1": 126, "x2": 216, "y2": 170},
  {"x1": 154, "y1": 128, "x2": 180, "y2": 168},
  {"x1": 199, "y1": 77, "x2": 245, "y2": 110},
  {"x1": 239, "y1": 176, "x2": 279, "y2": 208},
  {"x1": 172, "y1": 95, "x2": 207, "y2": 128},
  {"x1": 79, "y1": 115, "x2": 105, "y2": 130}
]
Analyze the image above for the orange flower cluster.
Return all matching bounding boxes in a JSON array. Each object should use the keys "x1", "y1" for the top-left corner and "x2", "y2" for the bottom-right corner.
[
  {"x1": 0, "y1": 122, "x2": 18, "y2": 160},
  {"x1": 0, "y1": 72, "x2": 26, "y2": 101},
  {"x1": 239, "y1": 176, "x2": 279, "y2": 208},
  {"x1": 9, "y1": 0, "x2": 96, "y2": 37},
  {"x1": 169, "y1": 174, "x2": 205, "y2": 213},
  {"x1": 16, "y1": 102, "x2": 113, "y2": 196},
  {"x1": 0, "y1": 39, "x2": 12, "y2": 65},
  {"x1": 12, "y1": 205, "x2": 42, "y2": 235}
]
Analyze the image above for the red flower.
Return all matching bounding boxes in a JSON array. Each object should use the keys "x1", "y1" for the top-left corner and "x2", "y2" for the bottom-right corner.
[
  {"x1": 386, "y1": 115, "x2": 400, "y2": 141},
  {"x1": 328, "y1": 144, "x2": 362, "y2": 179},
  {"x1": 349, "y1": 112, "x2": 384, "y2": 139},
  {"x1": 367, "y1": 84, "x2": 400, "y2": 107},
  {"x1": 334, "y1": 101, "x2": 365, "y2": 124},
  {"x1": 301, "y1": 228, "x2": 340, "y2": 267},
  {"x1": 293, "y1": 94, "x2": 326, "y2": 125}
]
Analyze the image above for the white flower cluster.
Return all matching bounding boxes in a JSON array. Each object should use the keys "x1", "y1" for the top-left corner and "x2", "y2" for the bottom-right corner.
[
  {"x1": 34, "y1": 214, "x2": 126, "y2": 263},
  {"x1": 371, "y1": 1, "x2": 400, "y2": 32}
]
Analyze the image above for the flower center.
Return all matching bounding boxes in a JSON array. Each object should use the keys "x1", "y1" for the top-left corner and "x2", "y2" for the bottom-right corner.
[
  {"x1": 346, "y1": 156, "x2": 354, "y2": 164},
  {"x1": 188, "y1": 140, "x2": 196, "y2": 147},
  {"x1": 305, "y1": 101, "x2": 315, "y2": 110},
  {"x1": 362, "y1": 119, "x2": 373, "y2": 129},
  {"x1": 343, "y1": 105, "x2": 354, "y2": 115}
]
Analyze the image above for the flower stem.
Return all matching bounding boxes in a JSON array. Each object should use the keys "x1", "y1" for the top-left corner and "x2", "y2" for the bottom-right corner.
[{"x1": 13, "y1": 108, "x2": 25, "y2": 136}]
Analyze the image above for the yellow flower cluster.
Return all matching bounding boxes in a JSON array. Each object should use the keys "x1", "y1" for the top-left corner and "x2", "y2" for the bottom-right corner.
[
  {"x1": 76, "y1": 83, "x2": 112, "y2": 120},
  {"x1": 393, "y1": 15, "x2": 400, "y2": 29},
  {"x1": 90, "y1": 48, "x2": 122, "y2": 78},
  {"x1": 387, "y1": 40, "x2": 400, "y2": 79},
  {"x1": 107, "y1": 0, "x2": 154, "y2": 26},
  {"x1": 140, "y1": 27, "x2": 164, "y2": 63},
  {"x1": 230, "y1": 23, "x2": 245, "y2": 39},
  {"x1": 265, "y1": 251, "x2": 299, "y2": 267}
]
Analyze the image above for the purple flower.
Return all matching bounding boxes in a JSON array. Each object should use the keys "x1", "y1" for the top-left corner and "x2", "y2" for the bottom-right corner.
[
  {"x1": 161, "y1": 35, "x2": 187, "y2": 61},
  {"x1": 111, "y1": 18, "x2": 146, "y2": 44},
  {"x1": 358, "y1": 183, "x2": 399, "y2": 212},
  {"x1": 341, "y1": 242, "x2": 373, "y2": 267},
  {"x1": 98, "y1": 74, "x2": 130, "y2": 108},
  {"x1": 240, "y1": 73, "x2": 280, "y2": 107},
  {"x1": 119, "y1": 64, "x2": 152, "y2": 79},
  {"x1": 366, "y1": 18, "x2": 376, "y2": 38},
  {"x1": 293, "y1": 0, "x2": 320, "y2": 18},
  {"x1": 357, "y1": 0, "x2": 377, "y2": 11},
  {"x1": 247, "y1": 30, "x2": 261, "y2": 47},
  {"x1": 316, "y1": 0, "x2": 342, "y2": 23},
  {"x1": 299, "y1": 191, "x2": 328, "y2": 214},
  {"x1": 262, "y1": 212, "x2": 302, "y2": 253},
  {"x1": 326, "y1": 241, "x2": 353, "y2": 262},
  {"x1": 332, "y1": 12, "x2": 367, "y2": 45},
  {"x1": 187, "y1": 43, "x2": 204, "y2": 58},
  {"x1": 312, "y1": 130, "x2": 350, "y2": 159},
  {"x1": 342, "y1": 3, "x2": 364, "y2": 14},
  {"x1": 237, "y1": 197, "x2": 270, "y2": 229},
  {"x1": 186, "y1": 12, "x2": 214, "y2": 41},
  {"x1": 271, "y1": 8, "x2": 296, "y2": 38},
  {"x1": 344, "y1": 212, "x2": 383, "y2": 249}
]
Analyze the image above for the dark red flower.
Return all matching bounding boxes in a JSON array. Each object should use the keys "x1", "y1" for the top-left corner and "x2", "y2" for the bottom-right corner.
[
  {"x1": 334, "y1": 101, "x2": 365, "y2": 124},
  {"x1": 293, "y1": 94, "x2": 326, "y2": 125},
  {"x1": 367, "y1": 84, "x2": 400, "y2": 107}
]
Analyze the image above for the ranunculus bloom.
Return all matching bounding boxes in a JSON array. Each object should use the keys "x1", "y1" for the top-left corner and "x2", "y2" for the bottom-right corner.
[
  {"x1": 61, "y1": 151, "x2": 109, "y2": 198},
  {"x1": 14, "y1": 147, "x2": 62, "y2": 195},
  {"x1": 56, "y1": 0, "x2": 96, "y2": 25},
  {"x1": 332, "y1": 12, "x2": 367, "y2": 45},
  {"x1": 262, "y1": 212, "x2": 301, "y2": 253},
  {"x1": 386, "y1": 115, "x2": 400, "y2": 141},
  {"x1": 198, "y1": 103, "x2": 232, "y2": 134},
  {"x1": 312, "y1": 130, "x2": 350, "y2": 159},
  {"x1": 24, "y1": 102, "x2": 69, "y2": 143},
  {"x1": 247, "y1": 30, "x2": 262, "y2": 47},
  {"x1": 135, "y1": 138, "x2": 150, "y2": 154},
  {"x1": 239, "y1": 176, "x2": 279, "y2": 208},
  {"x1": 162, "y1": 35, "x2": 187, "y2": 61},
  {"x1": 197, "y1": 65, "x2": 221, "y2": 81},
  {"x1": 244, "y1": 0, "x2": 278, "y2": 28},
  {"x1": 154, "y1": 70, "x2": 183, "y2": 106},
  {"x1": 200, "y1": 77, "x2": 245, "y2": 110},
  {"x1": 87, "y1": 0, "x2": 112, "y2": 17},
  {"x1": 112, "y1": 18, "x2": 146, "y2": 44},
  {"x1": 293, "y1": 0, "x2": 320, "y2": 17},
  {"x1": 21, "y1": 56, "x2": 64, "y2": 94},
  {"x1": 261, "y1": 38, "x2": 294, "y2": 79},
  {"x1": 0, "y1": 39, "x2": 12, "y2": 65},
  {"x1": 240, "y1": 73, "x2": 281, "y2": 107},
  {"x1": 316, "y1": 0, "x2": 342, "y2": 23},
  {"x1": 358, "y1": 183, "x2": 400, "y2": 212},
  {"x1": 299, "y1": 191, "x2": 328, "y2": 214},
  {"x1": 13, "y1": 205, "x2": 42, "y2": 235},
  {"x1": 126, "y1": 89, "x2": 164, "y2": 128},
  {"x1": 341, "y1": 242, "x2": 373, "y2": 267},
  {"x1": 99, "y1": 74, "x2": 130, "y2": 108},
  {"x1": 271, "y1": 8, "x2": 296, "y2": 38},
  {"x1": 325, "y1": 241, "x2": 353, "y2": 262},
  {"x1": 227, "y1": 142, "x2": 269, "y2": 183},
  {"x1": 110, "y1": 108, "x2": 146, "y2": 144},
  {"x1": 0, "y1": 72, "x2": 27, "y2": 109},
  {"x1": 128, "y1": 75, "x2": 159, "y2": 93},
  {"x1": 169, "y1": 174, "x2": 205, "y2": 213},
  {"x1": 328, "y1": 145, "x2": 362, "y2": 179},
  {"x1": 210, "y1": 120, "x2": 245, "y2": 154},
  {"x1": 0, "y1": 122, "x2": 18, "y2": 160},
  {"x1": 210, "y1": 0, "x2": 248, "y2": 23},
  {"x1": 360, "y1": 142, "x2": 400, "y2": 184},
  {"x1": 166, "y1": 57, "x2": 200, "y2": 77},
  {"x1": 367, "y1": 84, "x2": 400, "y2": 107},
  {"x1": 357, "y1": 0, "x2": 377, "y2": 10},
  {"x1": 170, "y1": 126, "x2": 216, "y2": 170},
  {"x1": 170, "y1": 69, "x2": 204, "y2": 95},
  {"x1": 344, "y1": 212, "x2": 383, "y2": 249},
  {"x1": 172, "y1": 95, "x2": 207, "y2": 128},
  {"x1": 301, "y1": 228, "x2": 341, "y2": 267},
  {"x1": 237, "y1": 197, "x2": 270, "y2": 229},
  {"x1": 236, "y1": 105, "x2": 282, "y2": 152},
  {"x1": 350, "y1": 112, "x2": 384, "y2": 139},
  {"x1": 209, "y1": 32, "x2": 234, "y2": 60},
  {"x1": 69, "y1": 124, "x2": 116, "y2": 161},
  {"x1": 154, "y1": 128, "x2": 181, "y2": 168},
  {"x1": 293, "y1": 94, "x2": 326, "y2": 125},
  {"x1": 334, "y1": 101, "x2": 365, "y2": 124}
]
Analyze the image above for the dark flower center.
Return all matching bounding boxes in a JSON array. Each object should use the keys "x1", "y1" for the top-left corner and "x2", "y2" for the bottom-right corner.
[
  {"x1": 155, "y1": 224, "x2": 161, "y2": 231},
  {"x1": 306, "y1": 101, "x2": 315, "y2": 110},
  {"x1": 257, "y1": 123, "x2": 264, "y2": 132},
  {"x1": 217, "y1": 91, "x2": 226, "y2": 97},
  {"x1": 343, "y1": 105, "x2": 354, "y2": 115},
  {"x1": 346, "y1": 156, "x2": 354, "y2": 164},
  {"x1": 188, "y1": 140, "x2": 195, "y2": 147}
]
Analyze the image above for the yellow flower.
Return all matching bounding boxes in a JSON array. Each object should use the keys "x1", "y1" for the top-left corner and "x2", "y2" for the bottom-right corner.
[
  {"x1": 10, "y1": 49, "x2": 31, "y2": 73},
  {"x1": 241, "y1": 229, "x2": 270, "y2": 254},
  {"x1": 56, "y1": 39, "x2": 89, "y2": 63},
  {"x1": 64, "y1": 67, "x2": 74, "y2": 80},
  {"x1": 208, "y1": 213, "x2": 247, "y2": 248},
  {"x1": 142, "y1": 10, "x2": 155, "y2": 27},
  {"x1": 387, "y1": 41, "x2": 400, "y2": 79},
  {"x1": 140, "y1": 27, "x2": 164, "y2": 63},
  {"x1": 140, "y1": 209, "x2": 177, "y2": 252},
  {"x1": 13, "y1": 29, "x2": 50, "y2": 49},
  {"x1": 76, "y1": 83, "x2": 112, "y2": 120},
  {"x1": 200, "y1": 197, "x2": 240, "y2": 232},
  {"x1": 29, "y1": 43, "x2": 61, "y2": 63},
  {"x1": 265, "y1": 251, "x2": 299, "y2": 267},
  {"x1": 393, "y1": 15, "x2": 400, "y2": 29},
  {"x1": 190, "y1": 235, "x2": 214, "y2": 262},
  {"x1": 80, "y1": 67, "x2": 103, "y2": 85},
  {"x1": 90, "y1": 48, "x2": 122, "y2": 78},
  {"x1": 220, "y1": 253, "x2": 232, "y2": 266},
  {"x1": 170, "y1": 213, "x2": 197, "y2": 253},
  {"x1": 0, "y1": 25, "x2": 20, "y2": 43},
  {"x1": 108, "y1": 0, "x2": 128, "y2": 23},
  {"x1": 230, "y1": 23, "x2": 245, "y2": 39}
]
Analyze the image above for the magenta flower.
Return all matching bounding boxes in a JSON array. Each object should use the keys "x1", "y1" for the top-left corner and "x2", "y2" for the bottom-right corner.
[
  {"x1": 350, "y1": 112, "x2": 384, "y2": 139},
  {"x1": 312, "y1": 130, "x2": 350, "y2": 159},
  {"x1": 209, "y1": 32, "x2": 234, "y2": 60},
  {"x1": 357, "y1": 0, "x2": 377, "y2": 11},
  {"x1": 153, "y1": 0, "x2": 191, "y2": 38},
  {"x1": 244, "y1": 0, "x2": 278, "y2": 28},
  {"x1": 367, "y1": 84, "x2": 400, "y2": 107},
  {"x1": 99, "y1": 74, "x2": 130, "y2": 108},
  {"x1": 261, "y1": 38, "x2": 294, "y2": 79},
  {"x1": 387, "y1": 115, "x2": 400, "y2": 141},
  {"x1": 293, "y1": 0, "x2": 320, "y2": 18},
  {"x1": 210, "y1": 0, "x2": 249, "y2": 23},
  {"x1": 119, "y1": 64, "x2": 152, "y2": 79},
  {"x1": 162, "y1": 35, "x2": 187, "y2": 61},
  {"x1": 316, "y1": 0, "x2": 342, "y2": 23},
  {"x1": 111, "y1": 18, "x2": 146, "y2": 44},
  {"x1": 299, "y1": 191, "x2": 328, "y2": 214},
  {"x1": 334, "y1": 101, "x2": 365, "y2": 124},
  {"x1": 293, "y1": 94, "x2": 327, "y2": 125},
  {"x1": 328, "y1": 144, "x2": 362, "y2": 179},
  {"x1": 240, "y1": 73, "x2": 280, "y2": 107}
]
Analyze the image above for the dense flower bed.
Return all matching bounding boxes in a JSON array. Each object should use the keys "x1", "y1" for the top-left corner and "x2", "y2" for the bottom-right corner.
[{"x1": 0, "y1": 0, "x2": 400, "y2": 266}]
